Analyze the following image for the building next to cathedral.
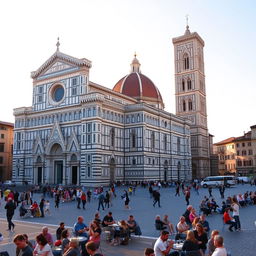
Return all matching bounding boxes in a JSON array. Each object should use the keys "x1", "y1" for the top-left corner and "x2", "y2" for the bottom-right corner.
[
  {"x1": 214, "y1": 125, "x2": 256, "y2": 176},
  {"x1": 173, "y1": 25, "x2": 215, "y2": 178},
  {"x1": 0, "y1": 121, "x2": 14, "y2": 181},
  {"x1": 12, "y1": 37, "x2": 192, "y2": 186}
]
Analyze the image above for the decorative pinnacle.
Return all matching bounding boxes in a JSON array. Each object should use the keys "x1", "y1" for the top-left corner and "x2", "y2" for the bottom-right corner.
[
  {"x1": 134, "y1": 51, "x2": 137, "y2": 58},
  {"x1": 56, "y1": 37, "x2": 60, "y2": 51},
  {"x1": 186, "y1": 14, "x2": 189, "y2": 28}
]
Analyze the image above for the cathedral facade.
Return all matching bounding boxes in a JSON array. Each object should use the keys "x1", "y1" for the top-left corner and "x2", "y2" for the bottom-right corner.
[{"x1": 12, "y1": 41, "x2": 192, "y2": 186}]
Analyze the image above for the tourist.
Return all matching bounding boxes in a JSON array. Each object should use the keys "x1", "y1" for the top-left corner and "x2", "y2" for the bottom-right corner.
[
  {"x1": 144, "y1": 248, "x2": 155, "y2": 256},
  {"x1": 42, "y1": 226, "x2": 53, "y2": 246},
  {"x1": 39, "y1": 199, "x2": 45, "y2": 218},
  {"x1": 97, "y1": 192, "x2": 105, "y2": 211},
  {"x1": 155, "y1": 215, "x2": 167, "y2": 231},
  {"x1": 111, "y1": 220, "x2": 129, "y2": 246},
  {"x1": 94, "y1": 212, "x2": 101, "y2": 225},
  {"x1": 175, "y1": 183, "x2": 180, "y2": 196},
  {"x1": 185, "y1": 188, "x2": 191, "y2": 205},
  {"x1": 104, "y1": 191, "x2": 110, "y2": 209},
  {"x1": 219, "y1": 185, "x2": 225, "y2": 199},
  {"x1": 76, "y1": 189, "x2": 82, "y2": 209},
  {"x1": 153, "y1": 190, "x2": 161, "y2": 208},
  {"x1": 34, "y1": 234, "x2": 53, "y2": 256},
  {"x1": 193, "y1": 223, "x2": 208, "y2": 254},
  {"x1": 122, "y1": 190, "x2": 130, "y2": 209},
  {"x1": 74, "y1": 216, "x2": 89, "y2": 238},
  {"x1": 102, "y1": 212, "x2": 115, "y2": 228},
  {"x1": 207, "y1": 230, "x2": 219, "y2": 256},
  {"x1": 181, "y1": 230, "x2": 200, "y2": 255},
  {"x1": 86, "y1": 241, "x2": 103, "y2": 256},
  {"x1": 61, "y1": 229, "x2": 71, "y2": 254},
  {"x1": 5, "y1": 197, "x2": 16, "y2": 231},
  {"x1": 88, "y1": 220, "x2": 102, "y2": 247},
  {"x1": 63, "y1": 237, "x2": 81, "y2": 256},
  {"x1": 189, "y1": 208, "x2": 197, "y2": 224},
  {"x1": 55, "y1": 191, "x2": 60, "y2": 209},
  {"x1": 56, "y1": 222, "x2": 65, "y2": 240},
  {"x1": 208, "y1": 187, "x2": 212, "y2": 197},
  {"x1": 87, "y1": 189, "x2": 92, "y2": 203},
  {"x1": 183, "y1": 205, "x2": 193, "y2": 226},
  {"x1": 199, "y1": 215, "x2": 210, "y2": 233},
  {"x1": 223, "y1": 208, "x2": 236, "y2": 232},
  {"x1": 14, "y1": 234, "x2": 33, "y2": 256},
  {"x1": 162, "y1": 215, "x2": 174, "y2": 234},
  {"x1": 44, "y1": 200, "x2": 51, "y2": 215},
  {"x1": 81, "y1": 192, "x2": 87, "y2": 210},
  {"x1": 231, "y1": 197, "x2": 241, "y2": 231},
  {"x1": 192, "y1": 217, "x2": 200, "y2": 230},
  {"x1": 211, "y1": 235, "x2": 227, "y2": 256},
  {"x1": 176, "y1": 216, "x2": 189, "y2": 240},
  {"x1": 154, "y1": 230, "x2": 179, "y2": 256}
]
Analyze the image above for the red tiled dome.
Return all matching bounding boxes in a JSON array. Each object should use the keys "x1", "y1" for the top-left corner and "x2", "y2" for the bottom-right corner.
[{"x1": 113, "y1": 72, "x2": 163, "y2": 105}]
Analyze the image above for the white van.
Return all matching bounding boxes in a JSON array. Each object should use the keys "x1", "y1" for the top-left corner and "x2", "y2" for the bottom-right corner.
[
  {"x1": 237, "y1": 176, "x2": 251, "y2": 183},
  {"x1": 201, "y1": 176, "x2": 236, "y2": 188}
]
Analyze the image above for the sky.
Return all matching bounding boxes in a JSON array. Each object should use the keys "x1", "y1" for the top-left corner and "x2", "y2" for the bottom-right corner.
[{"x1": 0, "y1": 0, "x2": 255, "y2": 143}]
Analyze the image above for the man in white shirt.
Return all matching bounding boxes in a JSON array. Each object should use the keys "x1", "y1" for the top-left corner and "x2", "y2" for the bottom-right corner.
[
  {"x1": 232, "y1": 198, "x2": 241, "y2": 231},
  {"x1": 212, "y1": 235, "x2": 227, "y2": 256},
  {"x1": 176, "y1": 216, "x2": 189, "y2": 240},
  {"x1": 154, "y1": 230, "x2": 179, "y2": 256}
]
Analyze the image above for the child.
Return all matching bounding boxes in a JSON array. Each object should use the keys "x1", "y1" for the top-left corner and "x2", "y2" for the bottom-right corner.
[{"x1": 44, "y1": 200, "x2": 51, "y2": 215}]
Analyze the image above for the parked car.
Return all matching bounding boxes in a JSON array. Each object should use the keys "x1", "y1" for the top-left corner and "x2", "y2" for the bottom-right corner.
[
  {"x1": 3, "y1": 180, "x2": 16, "y2": 187},
  {"x1": 237, "y1": 176, "x2": 251, "y2": 183}
]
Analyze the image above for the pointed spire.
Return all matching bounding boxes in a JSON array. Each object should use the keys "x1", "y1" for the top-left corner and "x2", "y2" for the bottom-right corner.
[
  {"x1": 184, "y1": 15, "x2": 191, "y2": 35},
  {"x1": 130, "y1": 52, "x2": 141, "y2": 73},
  {"x1": 56, "y1": 37, "x2": 60, "y2": 52}
]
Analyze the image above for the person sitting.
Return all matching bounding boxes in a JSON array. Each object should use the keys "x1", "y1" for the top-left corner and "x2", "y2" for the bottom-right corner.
[
  {"x1": 144, "y1": 248, "x2": 155, "y2": 256},
  {"x1": 237, "y1": 194, "x2": 246, "y2": 207},
  {"x1": 207, "y1": 230, "x2": 219, "y2": 256},
  {"x1": 181, "y1": 230, "x2": 200, "y2": 256},
  {"x1": 88, "y1": 220, "x2": 102, "y2": 248},
  {"x1": 155, "y1": 215, "x2": 167, "y2": 231},
  {"x1": 223, "y1": 208, "x2": 236, "y2": 232},
  {"x1": 14, "y1": 234, "x2": 33, "y2": 256},
  {"x1": 42, "y1": 226, "x2": 53, "y2": 246},
  {"x1": 193, "y1": 223, "x2": 208, "y2": 253},
  {"x1": 162, "y1": 215, "x2": 174, "y2": 234},
  {"x1": 111, "y1": 220, "x2": 130, "y2": 246},
  {"x1": 94, "y1": 212, "x2": 101, "y2": 226},
  {"x1": 34, "y1": 234, "x2": 53, "y2": 256},
  {"x1": 127, "y1": 215, "x2": 142, "y2": 235},
  {"x1": 199, "y1": 215, "x2": 210, "y2": 233},
  {"x1": 102, "y1": 212, "x2": 115, "y2": 228},
  {"x1": 217, "y1": 201, "x2": 227, "y2": 214},
  {"x1": 176, "y1": 216, "x2": 189, "y2": 240},
  {"x1": 19, "y1": 201, "x2": 28, "y2": 217},
  {"x1": 225, "y1": 197, "x2": 232, "y2": 208},
  {"x1": 61, "y1": 229, "x2": 71, "y2": 254},
  {"x1": 199, "y1": 200, "x2": 211, "y2": 216},
  {"x1": 189, "y1": 208, "x2": 197, "y2": 224},
  {"x1": 30, "y1": 201, "x2": 39, "y2": 217},
  {"x1": 192, "y1": 217, "x2": 200, "y2": 230},
  {"x1": 56, "y1": 222, "x2": 65, "y2": 240},
  {"x1": 86, "y1": 241, "x2": 103, "y2": 256},
  {"x1": 212, "y1": 235, "x2": 227, "y2": 256},
  {"x1": 154, "y1": 230, "x2": 179, "y2": 256},
  {"x1": 74, "y1": 216, "x2": 89, "y2": 238},
  {"x1": 183, "y1": 205, "x2": 193, "y2": 227},
  {"x1": 63, "y1": 238, "x2": 81, "y2": 256}
]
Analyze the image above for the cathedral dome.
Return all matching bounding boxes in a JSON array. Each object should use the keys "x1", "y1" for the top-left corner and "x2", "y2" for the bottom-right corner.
[{"x1": 113, "y1": 55, "x2": 164, "y2": 108}]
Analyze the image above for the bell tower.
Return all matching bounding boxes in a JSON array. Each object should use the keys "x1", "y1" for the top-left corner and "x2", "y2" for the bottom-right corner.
[{"x1": 172, "y1": 25, "x2": 210, "y2": 178}]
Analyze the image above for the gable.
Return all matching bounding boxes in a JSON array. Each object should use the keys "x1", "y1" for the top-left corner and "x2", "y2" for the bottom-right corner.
[{"x1": 37, "y1": 60, "x2": 79, "y2": 80}]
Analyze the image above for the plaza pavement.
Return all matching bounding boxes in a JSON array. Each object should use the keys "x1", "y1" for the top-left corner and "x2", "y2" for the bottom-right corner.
[{"x1": 0, "y1": 184, "x2": 256, "y2": 256}]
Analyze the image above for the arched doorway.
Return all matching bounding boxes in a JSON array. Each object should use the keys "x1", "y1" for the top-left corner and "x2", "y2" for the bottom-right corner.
[
  {"x1": 164, "y1": 160, "x2": 168, "y2": 182},
  {"x1": 50, "y1": 143, "x2": 63, "y2": 184},
  {"x1": 109, "y1": 158, "x2": 116, "y2": 184},
  {"x1": 71, "y1": 154, "x2": 78, "y2": 185},
  {"x1": 36, "y1": 156, "x2": 43, "y2": 185}
]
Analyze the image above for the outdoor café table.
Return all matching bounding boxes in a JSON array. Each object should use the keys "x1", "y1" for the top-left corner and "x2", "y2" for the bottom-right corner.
[{"x1": 173, "y1": 240, "x2": 184, "y2": 251}]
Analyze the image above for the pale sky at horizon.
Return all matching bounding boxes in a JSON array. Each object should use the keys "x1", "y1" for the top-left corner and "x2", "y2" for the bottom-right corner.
[{"x1": 0, "y1": 0, "x2": 255, "y2": 143}]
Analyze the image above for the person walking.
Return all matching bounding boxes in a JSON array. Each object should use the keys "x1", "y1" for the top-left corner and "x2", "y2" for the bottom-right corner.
[
  {"x1": 153, "y1": 190, "x2": 161, "y2": 208},
  {"x1": 39, "y1": 198, "x2": 45, "y2": 217},
  {"x1": 149, "y1": 185, "x2": 153, "y2": 198},
  {"x1": 55, "y1": 191, "x2": 60, "y2": 209},
  {"x1": 208, "y1": 186, "x2": 212, "y2": 197},
  {"x1": 219, "y1": 185, "x2": 225, "y2": 199},
  {"x1": 175, "y1": 184, "x2": 180, "y2": 196},
  {"x1": 5, "y1": 198, "x2": 16, "y2": 231},
  {"x1": 87, "y1": 189, "x2": 92, "y2": 203},
  {"x1": 97, "y1": 192, "x2": 105, "y2": 211},
  {"x1": 123, "y1": 190, "x2": 130, "y2": 209},
  {"x1": 76, "y1": 189, "x2": 82, "y2": 209},
  {"x1": 104, "y1": 191, "x2": 110, "y2": 209},
  {"x1": 81, "y1": 192, "x2": 87, "y2": 210},
  {"x1": 185, "y1": 188, "x2": 190, "y2": 205}
]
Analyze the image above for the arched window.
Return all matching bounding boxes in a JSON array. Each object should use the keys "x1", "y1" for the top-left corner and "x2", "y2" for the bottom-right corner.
[
  {"x1": 110, "y1": 128, "x2": 115, "y2": 148},
  {"x1": 151, "y1": 131, "x2": 155, "y2": 150},
  {"x1": 187, "y1": 78, "x2": 192, "y2": 90},
  {"x1": 183, "y1": 53, "x2": 190, "y2": 70},
  {"x1": 182, "y1": 79, "x2": 185, "y2": 91},
  {"x1": 188, "y1": 100, "x2": 193, "y2": 111},
  {"x1": 183, "y1": 100, "x2": 186, "y2": 112}
]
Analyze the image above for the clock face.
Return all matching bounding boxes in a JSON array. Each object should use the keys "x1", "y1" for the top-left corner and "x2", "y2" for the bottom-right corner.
[{"x1": 53, "y1": 86, "x2": 64, "y2": 102}]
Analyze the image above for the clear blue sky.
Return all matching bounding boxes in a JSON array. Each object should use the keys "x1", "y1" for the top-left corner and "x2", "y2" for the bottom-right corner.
[{"x1": 0, "y1": 0, "x2": 255, "y2": 142}]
